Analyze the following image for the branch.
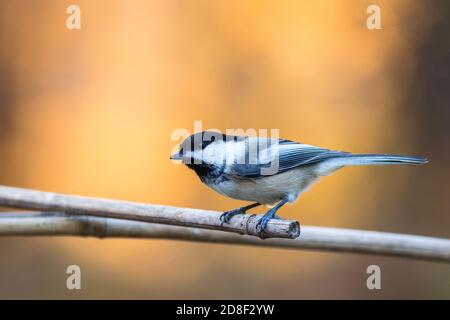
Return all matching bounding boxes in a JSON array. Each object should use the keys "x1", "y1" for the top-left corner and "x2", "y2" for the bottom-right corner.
[
  {"x1": 0, "y1": 185, "x2": 299, "y2": 239},
  {"x1": 1, "y1": 212, "x2": 449, "y2": 263}
]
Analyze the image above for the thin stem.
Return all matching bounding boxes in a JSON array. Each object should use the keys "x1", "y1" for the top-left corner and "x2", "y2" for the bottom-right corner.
[{"x1": 0, "y1": 185, "x2": 299, "y2": 239}]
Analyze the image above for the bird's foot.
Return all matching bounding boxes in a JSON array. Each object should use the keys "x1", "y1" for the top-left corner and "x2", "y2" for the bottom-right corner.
[
  {"x1": 256, "y1": 210, "x2": 278, "y2": 239},
  {"x1": 220, "y1": 207, "x2": 246, "y2": 224}
]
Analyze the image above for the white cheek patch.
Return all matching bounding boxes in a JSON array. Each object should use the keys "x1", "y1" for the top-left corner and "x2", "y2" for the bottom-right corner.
[
  {"x1": 201, "y1": 141, "x2": 227, "y2": 166},
  {"x1": 201, "y1": 139, "x2": 248, "y2": 167},
  {"x1": 225, "y1": 140, "x2": 245, "y2": 165}
]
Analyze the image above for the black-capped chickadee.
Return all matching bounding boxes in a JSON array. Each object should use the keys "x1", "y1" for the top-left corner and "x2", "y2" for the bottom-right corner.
[{"x1": 171, "y1": 131, "x2": 427, "y2": 238}]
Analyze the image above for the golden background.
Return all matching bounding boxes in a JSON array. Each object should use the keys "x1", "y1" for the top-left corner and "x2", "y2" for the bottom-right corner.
[{"x1": 0, "y1": 0, "x2": 449, "y2": 298}]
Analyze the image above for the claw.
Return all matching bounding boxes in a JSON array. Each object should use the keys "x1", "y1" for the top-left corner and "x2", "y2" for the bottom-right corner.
[
  {"x1": 220, "y1": 208, "x2": 244, "y2": 223},
  {"x1": 256, "y1": 215, "x2": 272, "y2": 239},
  {"x1": 219, "y1": 203, "x2": 261, "y2": 224}
]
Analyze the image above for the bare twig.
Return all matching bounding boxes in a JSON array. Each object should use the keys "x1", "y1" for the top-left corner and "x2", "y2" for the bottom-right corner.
[
  {"x1": 1, "y1": 185, "x2": 448, "y2": 263},
  {"x1": 1, "y1": 212, "x2": 449, "y2": 263},
  {"x1": 0, "y1": 185, "x2": 299, "y2": 239}
]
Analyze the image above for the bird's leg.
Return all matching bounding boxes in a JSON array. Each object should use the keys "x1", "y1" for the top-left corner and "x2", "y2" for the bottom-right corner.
[
  {"x1": 256, "y1": 198, "x2": 289, "y2": 238},
  {"x1": 220, "y1": 202, "x2": 261, "y2": 223}
]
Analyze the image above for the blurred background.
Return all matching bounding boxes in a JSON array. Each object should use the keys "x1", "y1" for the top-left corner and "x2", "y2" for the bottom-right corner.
[{"x1": 0, "y1": 0, "x2": 449, "y2": 299}]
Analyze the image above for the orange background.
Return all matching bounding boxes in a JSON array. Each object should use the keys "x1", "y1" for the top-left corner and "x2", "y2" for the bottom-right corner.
[{"x1": 0, "y1": 0, "x2": 449, "y2": 298}]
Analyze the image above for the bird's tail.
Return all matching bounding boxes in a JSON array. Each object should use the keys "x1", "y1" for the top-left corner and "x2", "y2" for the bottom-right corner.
[
  {"x1": 334, "y1": 154, "x2": 428, "y2": 166},
  {"x1": 316, "y1": 153, "x2": 428, "y2": 176},
  {"x1": 341, "y1": 154, "x2": 428, "y2": 166}
]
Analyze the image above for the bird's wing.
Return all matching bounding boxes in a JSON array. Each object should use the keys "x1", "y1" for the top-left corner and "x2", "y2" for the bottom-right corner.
[{"x1": 228, "y1": 138, "x2": 348, "y2": 178}]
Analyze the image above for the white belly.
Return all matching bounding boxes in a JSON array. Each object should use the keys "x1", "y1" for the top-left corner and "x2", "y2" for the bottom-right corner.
[{"x1": 207, "y1": 167, "x2": 320, "y2": 205}]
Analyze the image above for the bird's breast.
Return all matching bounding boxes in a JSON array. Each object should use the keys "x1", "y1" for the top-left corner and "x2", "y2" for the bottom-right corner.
[{"x1": 203, "y1": 167, "x2": 320, "y2": 205}]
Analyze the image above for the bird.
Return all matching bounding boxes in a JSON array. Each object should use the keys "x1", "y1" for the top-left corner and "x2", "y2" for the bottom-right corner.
[{"x1": 170, "y1": 131, "x2": 428, "y2": 238}]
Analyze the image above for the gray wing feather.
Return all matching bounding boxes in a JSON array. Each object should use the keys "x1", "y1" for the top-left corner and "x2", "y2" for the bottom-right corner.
[{"x1": 229, "y1": 139, "x2": 348, "y2": 177}]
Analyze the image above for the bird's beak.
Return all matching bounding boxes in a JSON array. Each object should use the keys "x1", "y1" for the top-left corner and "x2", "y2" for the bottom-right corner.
[{"x1": 170, "y1": 152, "x2": 183, "y2": 161}]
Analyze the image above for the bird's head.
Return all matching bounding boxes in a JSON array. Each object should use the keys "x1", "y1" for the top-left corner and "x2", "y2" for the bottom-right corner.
[{"x1": 170, "y1": 131, "x2": 227, "y2": 169}]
